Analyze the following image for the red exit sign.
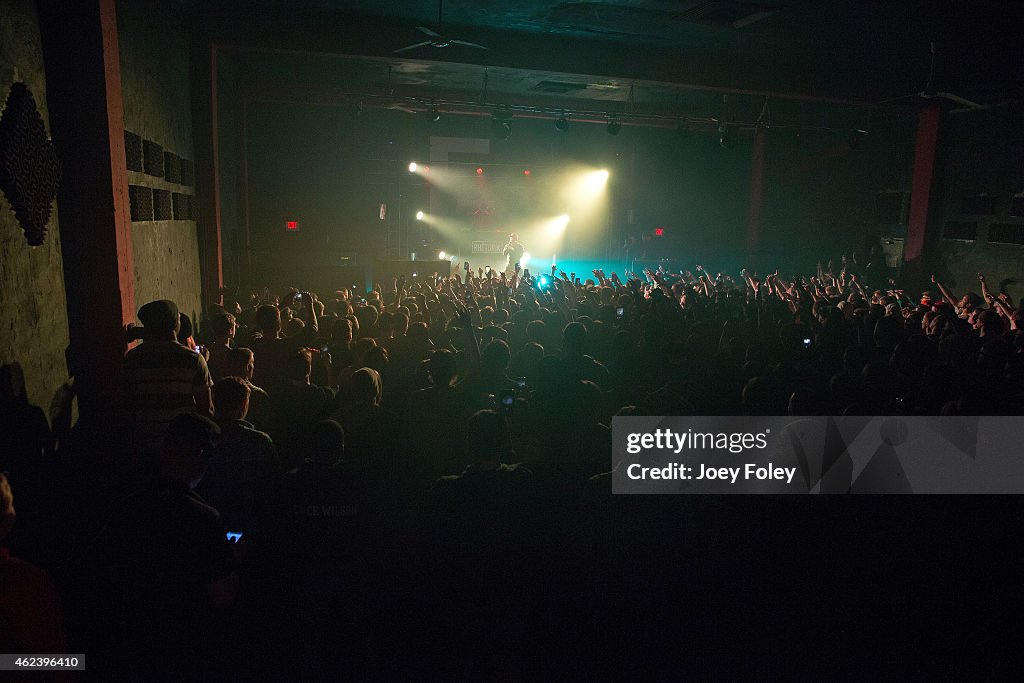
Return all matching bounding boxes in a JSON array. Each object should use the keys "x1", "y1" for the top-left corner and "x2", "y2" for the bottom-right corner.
[{"x1": 286, "y1": 220, "x2": 299, "y2": 231}]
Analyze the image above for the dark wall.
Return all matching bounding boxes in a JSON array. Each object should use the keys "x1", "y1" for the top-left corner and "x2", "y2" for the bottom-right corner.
[
  {"x1": 0, "y1": 0, "x2": 72, "y2": 415},
  {"x1": 761, "y1": 117, "x2": 916, "y2": 275},
  {"x1": 929, "y1": 104, "x2": 1024, "y2": 301}
]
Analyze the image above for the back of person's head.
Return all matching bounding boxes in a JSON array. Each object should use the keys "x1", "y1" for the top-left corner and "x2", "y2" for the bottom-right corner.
[
  {"x1": 574, "y1": 379, "x2": 603, "y2": 424},
  {"x1": 510, "y1": 343, "x2": 544, "y2": 379},
  {"x1": 0, "y1": 473, "x2": 14, "y2": 542},
  {"x1": 211, "y1": 313, "x2": 237, "y2": 339},
  {"x1": 0, "y1": 362, "x2": 27, "y2": 408},
  {"x1": 333, "y1": 318, "x2": 354, "y2": 343},
  {"x1": 563, "y1": 321, "x2": 588, "y2": 353},
  {"x1": 873, "y1": 314, "x2": 903, "y2": 349},
  {"x1": 256, "y1": 305, "x2": 281, "y2": 334},
  {"x1": 310, "y1": 420, "x2": 345, "y2": 466},
  {"x1": 286, "y1": 349, "x2": 313, "y2": 383},
  {"x1": 138, "y1": 299, "x2": 180, "y2": 335},
  {"x1": 283, "y1": 314, "x2": 303, "y2": 333},
  {"x1": 354, "y1": 305, "x2": 379, "y2": 334},
  {"x1": 165, "y1": 412, "x2": 220, "y2": 452},
  {"x1": 344, "y1": 314, "x2": 360, "y2": 337},
  {"x1": 161, "y1": 413, "x2": 220, "y2": 484},
  {"x1": 351, "y1": 337, "x2": 377, "y2": 363},
  {"x1": 526, "y1": 320, "x2": 546, "y2": 343},
  {"x1": 349, "y1": 367, "x2": 383, "y2": 406},
  {"x1": 227, "y1": 347, "x2": 255, "y2": 379},
  {"x1": 467, "y1": 409, "x2": 511, "y2": 464},
  {"x1": 427, "y1": 349, "x2": 458, "y2": 386},
  {"x1": 393, "y1": 312, "x2": 410, "y2": 336},
  {"x1": 481, "y1": 339, "x2": 511, "y2": 374},
  {"x1": 214, "y1": 376, "x2": 251, "y2": 420},
  {"x1": 178, "y1": 313, "x2": 194, "y2": 341},
  {"x1": 365, "y1": 346, "x2": 390, "y2": 373},
  {"x1": 407, "y1": 321, "x2": 430, "y2": 345},
  {"x1": 979, "y1": 309, "x2": 1005, "y2": 335}
]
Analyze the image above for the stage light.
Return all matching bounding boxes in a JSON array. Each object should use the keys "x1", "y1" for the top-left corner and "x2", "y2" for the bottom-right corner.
[
  {"x1": 539, "y1": 275, "x2": 549, "y2": 287},
  {"x1": 449, "y1": 255, "x2": 457, "y2": 262},
  {"x1": 408, "y1": 162, "x2": 418, "y2": 173},
  {"x1": 523, "y1": 169, "x2": 531, "y2": 176},
  {"x1": 719, "y1": 125, "x2": 731, "y2": 149},
  {"x1": 554, "y1": 116, "x2": 569, "y2": 132},
  {"x1": 476, "y1": 167, "x2": 484, "y2": 176},
  {"x1": 582, "y1": 170, "x2": 609, "y2": 193},
  {"x1": 438, "y1": 251, "x2": 446, "y2": 260},
  {"x1": 428, "y1": 107, "x2": 440, "y2": 122},
  {"x1": 415, "y1": 211, "x2": 425, "y2": 220},
  {"x1": 655, "y1": 227, "x2": 665, "y2": 236},
  {"x1": 607, "y1": 118, "x2": 622, "y2": 136}
]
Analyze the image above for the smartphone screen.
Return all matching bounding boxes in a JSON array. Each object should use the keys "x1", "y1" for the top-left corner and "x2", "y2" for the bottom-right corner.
[
  {"x1": 500, "y1": 390, "x2": 515, "y2": 415},
  {"x1": 616, "y1": 307, "x2": 625, "y2": 319}
]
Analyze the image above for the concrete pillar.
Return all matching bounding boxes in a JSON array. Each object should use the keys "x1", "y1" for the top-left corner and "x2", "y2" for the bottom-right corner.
[
  {"x1": 746, "y1": 125, "x2": 768, "y2": 266},
  {"x1": 37, "y1": 0, "x2": 135, "y2": 423}
]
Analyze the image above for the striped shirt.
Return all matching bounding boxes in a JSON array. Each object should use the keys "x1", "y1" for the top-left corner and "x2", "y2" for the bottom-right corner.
[{"x1": 122, "y1": 341, "x2": 213, "y2": 457}]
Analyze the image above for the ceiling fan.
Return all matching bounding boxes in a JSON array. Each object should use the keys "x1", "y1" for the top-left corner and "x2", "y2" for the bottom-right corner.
[
  {"x1": 891, "y1": 42, "x2": 985, "y2": 110},
  {"x1": 394, "y1": 0, "x2": 488, "y2": 53}
]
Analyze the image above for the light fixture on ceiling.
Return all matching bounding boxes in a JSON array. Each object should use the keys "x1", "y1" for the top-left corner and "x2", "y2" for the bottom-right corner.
[
  {"x1": 719, "y1": 125, "x2": 731, "y2": 149},
  {"x1": 554, "y1": 114, "x2": 569, "y2": 132},
  {"x1": 428, "y1": 107, "x2": 441, "y2": 122},
  {"x1": 607, "y1": 117, "x2": 622, "y2": 136}
]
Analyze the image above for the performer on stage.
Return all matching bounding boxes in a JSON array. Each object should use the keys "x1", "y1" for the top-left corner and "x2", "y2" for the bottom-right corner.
[{"x1": 502, "y1": 232, "x2": 525, "y2": 274}]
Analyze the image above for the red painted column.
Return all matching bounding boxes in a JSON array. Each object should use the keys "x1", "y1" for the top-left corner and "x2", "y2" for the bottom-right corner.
[
  {"x1": 38, "y1": 0, "x2": 136, "y2": 423},
  {"x1": 746, "y1": 125, "x2": 768, "y2": 264},
  {"x1": 904, "y1": 103, "x2": 941, "y2": 285}
]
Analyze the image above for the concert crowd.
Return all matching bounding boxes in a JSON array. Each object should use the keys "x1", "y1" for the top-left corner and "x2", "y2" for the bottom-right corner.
[{"x1": 2, "y1": 253, "x2": 1023, "y2": 679}]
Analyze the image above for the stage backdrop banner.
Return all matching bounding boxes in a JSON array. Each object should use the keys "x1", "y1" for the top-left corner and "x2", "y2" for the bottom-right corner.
[{"x1": 612, "y1": 416, "x2": 1024, "y2": 494}]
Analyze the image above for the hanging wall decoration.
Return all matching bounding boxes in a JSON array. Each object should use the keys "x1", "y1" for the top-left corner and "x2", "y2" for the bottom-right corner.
[{"x1": 0, "y1": 82, "x2": 61, "y2": 246}]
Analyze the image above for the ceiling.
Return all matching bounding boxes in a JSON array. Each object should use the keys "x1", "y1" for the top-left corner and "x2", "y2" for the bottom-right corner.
[{"x1": 193, "y1": 0, "x2": 1024, "y2": 130}]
